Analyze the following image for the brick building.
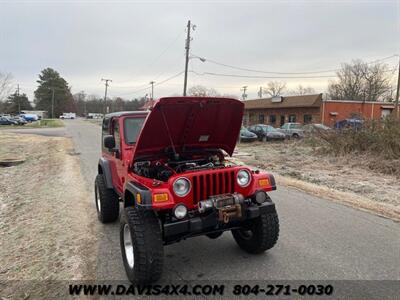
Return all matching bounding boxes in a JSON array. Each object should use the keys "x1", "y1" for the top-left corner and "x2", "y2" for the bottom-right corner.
[
  {"x1": 243, "y1": 94, "x2": 398, "y2": 128},
  {"x1": 321, "y1": 100, "x2": 397, "y2": 127},
  {"x1": 243, "y1": 94, "x2": 323, "y2": 127}
]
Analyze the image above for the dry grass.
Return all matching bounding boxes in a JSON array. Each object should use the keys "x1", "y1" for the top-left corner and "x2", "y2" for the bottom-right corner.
[
  {"x1": 317, "y1": 118, "x2": 400, "y2": 177},
  {"x1": 276, "y1": 175, "x2": 400, "y2": 222},
  {"x1": 235, "y1": 137, "x2": 400, "y2": 221},
  {"x1": 0, "y1": 133, "x2": 98, "y2": 298}
]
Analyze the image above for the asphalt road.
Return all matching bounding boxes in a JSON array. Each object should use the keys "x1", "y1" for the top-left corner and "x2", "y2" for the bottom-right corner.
[{"x1": 8, "y1": 118, "x2": 392, "y2": 298}]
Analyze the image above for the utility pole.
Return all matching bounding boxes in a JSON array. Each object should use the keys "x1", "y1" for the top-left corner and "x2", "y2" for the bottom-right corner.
[
  {"x1": 101, "y1": 78, "x2": 112, "y2": 115},
  {"x1": 16, "y1": 84, "x2": 21, "y2": 114},
  {"x1": 79, "y1": 91, "x2": 86, "y2": 117},
  {"x1": 183, "y1": 20, "x2": 195, "y2": 96},
  {"x1": 241, "y1": 86, "x2": 248, "y2": 100},
  {"x1": 395, "y1": 56, "x2": 400, "y2": 119},
  {"x1": 51, "y1": 87, "x2": 55, "y2": 119},
  {"x1": 258, "y1": 86, "x2": 263, "y2": 99},
  {"x1": 149, "y1": 81, "x2": 155, "y2": 100}
]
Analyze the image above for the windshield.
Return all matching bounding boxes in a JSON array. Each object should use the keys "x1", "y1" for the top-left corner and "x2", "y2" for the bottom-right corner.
[
  {"x1": 262, "y1": 125, "x2": 277, "y2": 132},
  {"x1": 292, "y1": 124, "x2": 302, "y2": 129},
  {"x1": 124, "y1": 117, "x2": 146, "y2": 144}
]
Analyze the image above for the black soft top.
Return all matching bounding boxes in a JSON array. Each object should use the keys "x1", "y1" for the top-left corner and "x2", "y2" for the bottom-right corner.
[{"x1": 104, "y1": 111, "x2": 149, "y2": 119}]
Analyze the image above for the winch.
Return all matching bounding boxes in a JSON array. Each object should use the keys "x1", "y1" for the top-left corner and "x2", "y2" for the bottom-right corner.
[{"x1": 198, "y1": 193, "x2": 248, "y2": 223}]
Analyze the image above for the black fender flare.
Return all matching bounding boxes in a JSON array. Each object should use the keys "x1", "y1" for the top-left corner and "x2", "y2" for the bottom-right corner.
[
  {"x1": 98, "y1": 157, "x2": 113, "y2": 189},
  {"x1": 124, "y1": 181, "x2": 152, "y2": 209}
]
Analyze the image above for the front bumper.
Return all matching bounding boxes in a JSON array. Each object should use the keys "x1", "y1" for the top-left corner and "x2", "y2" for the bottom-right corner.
[{"x1": 163, "y1": 201, "x2": 276, "y2": 244}]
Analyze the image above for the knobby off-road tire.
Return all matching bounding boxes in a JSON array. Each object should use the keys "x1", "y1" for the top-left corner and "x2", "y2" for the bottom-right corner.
[
  {"x1": 95, "y1": 174, "x2": 119, "y2": 223},
  {"x1": 232, "y1": 209, "x2": 279, "y2": 254},
  {"x1": 120, "y1": 207, "x2": 164, "y2": 284}
]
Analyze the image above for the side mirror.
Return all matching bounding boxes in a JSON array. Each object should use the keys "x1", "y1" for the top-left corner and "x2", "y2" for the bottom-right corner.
[{"x1": 103, "y1": 135, "x2": 115, "y2": 149}]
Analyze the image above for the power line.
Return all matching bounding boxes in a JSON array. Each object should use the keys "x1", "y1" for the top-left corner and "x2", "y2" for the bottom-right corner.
[
  {"x1": 191, "y1": 53, "x2": 399, "y2": 75},
  {"x1": 117, "y1": 71, "x2": 184, "y2": 96},
  {"x1": 116, "y1": 31, "x2": 185, "y2": 85},
  {"x1": 154, "y1": 71, "x2": 184, "y2": 87},
  {"x1": 189, "y1": 65, "x2": 398, "y2": 80},
  {"x1": 189, "y1": 70, "x2": 336, "y2": 79}
]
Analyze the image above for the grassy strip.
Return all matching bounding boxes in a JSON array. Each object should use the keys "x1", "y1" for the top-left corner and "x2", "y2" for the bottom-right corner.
[{"x1": 0, "y1": 119, "x2": 64, "y2": 129}]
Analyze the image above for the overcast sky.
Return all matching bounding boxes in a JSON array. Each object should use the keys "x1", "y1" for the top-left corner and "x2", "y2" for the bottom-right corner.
[{"x1": 1, "y1": 0, "x2": 399, "y2": 101}]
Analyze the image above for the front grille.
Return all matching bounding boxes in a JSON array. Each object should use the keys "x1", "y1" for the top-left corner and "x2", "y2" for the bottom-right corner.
[{"x1": 192, "y1": 170, "x2": 235, "y2": 204}]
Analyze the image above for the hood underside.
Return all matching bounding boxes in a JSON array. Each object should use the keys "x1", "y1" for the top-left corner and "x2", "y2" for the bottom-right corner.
[{"x1": 133, "y1": 97, "x2": 244, "y2": 160}]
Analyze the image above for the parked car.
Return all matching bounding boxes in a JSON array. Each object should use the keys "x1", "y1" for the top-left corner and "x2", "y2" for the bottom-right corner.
[
  {"x1": 248, "y1": 124, "x2": 286, "y2": 141},
  {"x1": 278, "y1": 123, "x2": 305, "y2": 138},
  {"x1": 95, "y1": 97, "x2": 279, "y2": 284},
  {"x1": 335, "y1": 118, "x2": 363, "y2": 130},
  {"x1": 302, "y1": 123, "x2": 332, "y2": 135},
  {"x1": 21, "y1": 114, "x2": 39, "y2": 122},
  {"x1": 60, "y1": 112, "x2": 76, "y2": 119},
  {"x1": 12, "y1": 116, "x2": 28, "y2": 125},
  {"x1": 0, "y1": 116, "x2": 18, "y2": 125},
  {"x1": 239, "y1": 126, "x2": 258, "y2": 142}
]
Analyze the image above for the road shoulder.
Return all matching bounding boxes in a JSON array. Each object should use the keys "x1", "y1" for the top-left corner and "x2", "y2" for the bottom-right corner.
[{"x1": 0, "y1": 133, "x2": 98, "y2": 298}]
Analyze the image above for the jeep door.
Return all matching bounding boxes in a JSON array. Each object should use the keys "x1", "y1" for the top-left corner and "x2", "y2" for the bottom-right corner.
[{"x1": 110, "y1": 118, "x2": 124, "y2": 193}]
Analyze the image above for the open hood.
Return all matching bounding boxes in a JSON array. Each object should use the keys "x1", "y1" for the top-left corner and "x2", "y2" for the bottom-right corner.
[{"x1": 133, "y1": 97, "x2": 244, "y2": 160}]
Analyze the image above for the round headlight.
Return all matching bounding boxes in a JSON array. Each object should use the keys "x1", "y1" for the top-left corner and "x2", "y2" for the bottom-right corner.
[
  {"x1": 237, "y1": 170, "x2": 251, "y2": 187},
  {"x1": 173, "y1": 204, "x2": 188, "y2": 219},
  {"x1": 173, "y1": 177, "x2": 191, "y2": 197}
]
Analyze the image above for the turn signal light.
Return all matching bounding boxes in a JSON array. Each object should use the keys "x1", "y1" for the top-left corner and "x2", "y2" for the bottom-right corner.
[
  {"x1": 153, "y1": 193, "x2": 169, "y2": 202},
  {"x1": 136, "y1": 193, "x2": 142, "y2": 204},
  {"x1": 258, "y1": 178, "x2": 270, "y2": 187}
]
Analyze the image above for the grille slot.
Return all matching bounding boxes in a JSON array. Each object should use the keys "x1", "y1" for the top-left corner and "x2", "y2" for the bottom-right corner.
[{"x1": 192, "y1": 170, "x2": 236, "y2": 204}]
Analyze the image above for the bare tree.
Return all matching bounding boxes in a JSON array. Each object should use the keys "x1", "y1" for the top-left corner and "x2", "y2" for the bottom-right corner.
[
  {"x1": 290, "y1": 84, "x2": 316, "y2": 95},
  {"x1": 188, "y1": 85, "x2": 220, "y2": 97},
  {"x1": 0, "y1": 72, "x2": 13, "y2": 102},
  {"x1": 328, "y1": 60, "x2": 392, "y2": 101},
  {"x1": 263, "y1": 81, "x2": 286, "y2": 97}
]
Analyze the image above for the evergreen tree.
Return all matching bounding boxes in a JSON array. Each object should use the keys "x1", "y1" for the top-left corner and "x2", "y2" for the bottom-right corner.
[
  {"x1": 34, "y1": 68, "x2": 76, "y2": 118},
  {"x1": 4, "y1": 92, "x2": 32, "y2": 113}
]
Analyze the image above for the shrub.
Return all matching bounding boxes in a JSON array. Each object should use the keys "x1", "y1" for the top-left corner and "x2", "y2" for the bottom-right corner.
[
  {"x1": 320, "y1": 117, "x2": 400, "y2": 159},
  {"x1": 317, "y1": 117, "x2": 400, "y2": 177}
]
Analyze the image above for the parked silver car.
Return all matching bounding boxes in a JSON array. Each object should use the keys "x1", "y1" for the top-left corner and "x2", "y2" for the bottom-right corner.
[
  {"x1": 278, "y1": 123, "x2": 305, "y2": 138},
  {"x1": 302, "y1": 123, "x2": 332, "y2": 135}
]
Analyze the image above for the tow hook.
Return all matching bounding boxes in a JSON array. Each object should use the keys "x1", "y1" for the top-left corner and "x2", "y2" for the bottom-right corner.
[
  {"x1": 218, "y1": 204, "x2": 242, "y2": 223},
  {"x1": 198, "y1": 193, "x2": 246, "y2": 223}
]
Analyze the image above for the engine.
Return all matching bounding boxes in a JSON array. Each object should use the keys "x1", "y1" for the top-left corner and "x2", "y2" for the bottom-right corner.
[{"x1": 133, "y1": 153, "x2": 227, "y2": 182}]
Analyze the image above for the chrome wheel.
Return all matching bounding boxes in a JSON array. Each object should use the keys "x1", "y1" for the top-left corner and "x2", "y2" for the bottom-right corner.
[
  {"x1": 123, "y1": 224, "x2": 134, "y2": 269},
  {"x1": 95, "y1": 185, "x2": 101, "y2": 213}
]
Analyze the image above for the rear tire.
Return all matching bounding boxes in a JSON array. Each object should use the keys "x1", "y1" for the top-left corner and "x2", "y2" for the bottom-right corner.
[
  {"x1": 232, "y1": 209, "x2": 279, "y2": 254},
  {"x1": 120, "y1": 207, "x2": 164, "y2": 284},
  {"x1": 95, "y1": 174, "x2": 119, "y2": 223}
]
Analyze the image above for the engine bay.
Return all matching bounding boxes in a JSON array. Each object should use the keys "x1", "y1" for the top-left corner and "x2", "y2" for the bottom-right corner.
[{"x1": 132, "y1": 151, "x2": 230, "y2": 182}]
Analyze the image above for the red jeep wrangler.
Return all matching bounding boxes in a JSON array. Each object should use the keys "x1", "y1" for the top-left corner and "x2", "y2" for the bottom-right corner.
[{"x1": 95, "y1": 97, "x2": 279, "y2": 283}]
